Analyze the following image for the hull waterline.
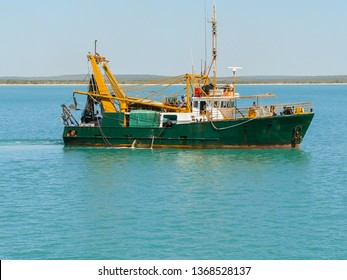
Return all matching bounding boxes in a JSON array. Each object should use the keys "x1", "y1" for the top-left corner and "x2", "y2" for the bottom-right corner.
[{"x1": 63, "y1": 113, "x2": 314, "y2": 149}]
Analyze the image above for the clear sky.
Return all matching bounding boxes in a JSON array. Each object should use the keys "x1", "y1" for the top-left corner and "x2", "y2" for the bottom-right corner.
[{"x1": 1, "y1": 0, "x2": 346, "y2": 77}]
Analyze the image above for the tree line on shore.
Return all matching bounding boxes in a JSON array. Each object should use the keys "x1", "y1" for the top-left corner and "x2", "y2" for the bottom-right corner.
[{"x1": 1, "y1": 75, "x2": 347, "y2": 84}]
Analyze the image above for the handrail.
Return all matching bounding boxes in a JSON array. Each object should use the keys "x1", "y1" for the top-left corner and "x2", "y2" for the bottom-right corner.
[{"x1": 229, "y1": 102, "x2": 313, "y2": 120}]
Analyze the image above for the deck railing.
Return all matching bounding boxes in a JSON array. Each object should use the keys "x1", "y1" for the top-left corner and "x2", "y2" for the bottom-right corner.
[{"x1": 227, "y1": 102, "x2": 313, "y2": 120}]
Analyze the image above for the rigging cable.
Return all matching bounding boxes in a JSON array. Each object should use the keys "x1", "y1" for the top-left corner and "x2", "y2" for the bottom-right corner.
[
  {"x1": 96, "y1": 117, "x2": 111, "y2": 146},
  {"x1": 210, "y1": 117, "x2": 258, "y2": 131}
]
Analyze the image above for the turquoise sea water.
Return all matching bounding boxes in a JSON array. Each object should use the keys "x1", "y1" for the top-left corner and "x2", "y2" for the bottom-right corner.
[{"x1": 0, "y1": 84, "x2": 346, "y2": 260}]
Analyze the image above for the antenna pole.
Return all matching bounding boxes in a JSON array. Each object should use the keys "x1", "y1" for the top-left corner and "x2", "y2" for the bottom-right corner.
[
  {"x1": 210, "y1": 5, "x2": 217, "y2": 89},
  {"x1": 94, "y1": 40, "x2": 97, "y2": 55},
  {"x1": 191, "y1": 47, "x2": 194, "y2": 74},
  {"x1": 204, "y1": 1, "x2": 207, "y2": 74}
]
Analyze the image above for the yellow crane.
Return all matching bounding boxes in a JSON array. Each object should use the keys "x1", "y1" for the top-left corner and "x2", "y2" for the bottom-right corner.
[
  {"x1": 86, "y1": 53, "x2": 117, "y2": 113},
  {"x1": 74, "y1": 53, "x2": 216, "y2": 115},
  {"x1": 76, "y1": 53, "x2": 182, "y2": 112}
]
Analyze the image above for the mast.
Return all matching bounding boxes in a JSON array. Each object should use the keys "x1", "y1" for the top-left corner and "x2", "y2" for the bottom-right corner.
[
  {"x1": 205, "y1": 6, "x2": 217, "y2": 89},
  {"x1": 210, "y1": 5, "x2": 217, "y2": 89}
]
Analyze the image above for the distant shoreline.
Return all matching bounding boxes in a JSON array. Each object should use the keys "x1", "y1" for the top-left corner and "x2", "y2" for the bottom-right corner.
[
  {"x1": 0, "y1": 83, "x2": 84, "y2": 86},
  {"x1": 1, "y1": 82, "x2": 347, "y2": 86},
  {"x1": 1, "y1": 74, "x2": 347, "y2": 85}
]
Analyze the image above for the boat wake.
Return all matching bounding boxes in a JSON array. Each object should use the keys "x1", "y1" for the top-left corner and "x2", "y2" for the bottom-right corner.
[{"x1": 0, "y1": 139, "x2": 64, "y2": 147}]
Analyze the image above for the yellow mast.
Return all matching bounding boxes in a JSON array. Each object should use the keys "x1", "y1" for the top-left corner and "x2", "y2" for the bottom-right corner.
[
  {"x1": 101, "y1": 63, "x2": 128, "y2": 112},
  {"x1": 185, "y1": 74, "x2": 191, "y2": 111},
  {"x1": 87, "y1": 53, "x2": 117, "y2": 112}
]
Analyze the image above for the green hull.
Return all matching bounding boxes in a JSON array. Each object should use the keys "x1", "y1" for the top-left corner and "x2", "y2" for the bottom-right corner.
[{"x1": 63, "y1": 113, "x2": 314, "y2": 148}]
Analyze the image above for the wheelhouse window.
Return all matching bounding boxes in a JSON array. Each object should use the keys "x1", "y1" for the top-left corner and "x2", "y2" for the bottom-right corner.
[{"x1": 162, "y1": 114, "x2": 177, "y2": 127}]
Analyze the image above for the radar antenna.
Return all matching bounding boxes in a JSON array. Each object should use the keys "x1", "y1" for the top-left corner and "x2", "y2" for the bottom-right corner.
[{"x1": 227, "y1": 66, "x2": 243, "y2": 92}]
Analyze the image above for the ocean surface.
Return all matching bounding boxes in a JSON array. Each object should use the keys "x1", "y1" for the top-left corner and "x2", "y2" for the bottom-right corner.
[{"x1": 0, "y1": 84, "x2": 346, "y2": 260}]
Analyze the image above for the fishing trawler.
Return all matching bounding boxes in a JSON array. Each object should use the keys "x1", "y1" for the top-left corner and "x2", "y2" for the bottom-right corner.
[{"x1": 61, "y1": 7, "x2": 314, "y2": 148}]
